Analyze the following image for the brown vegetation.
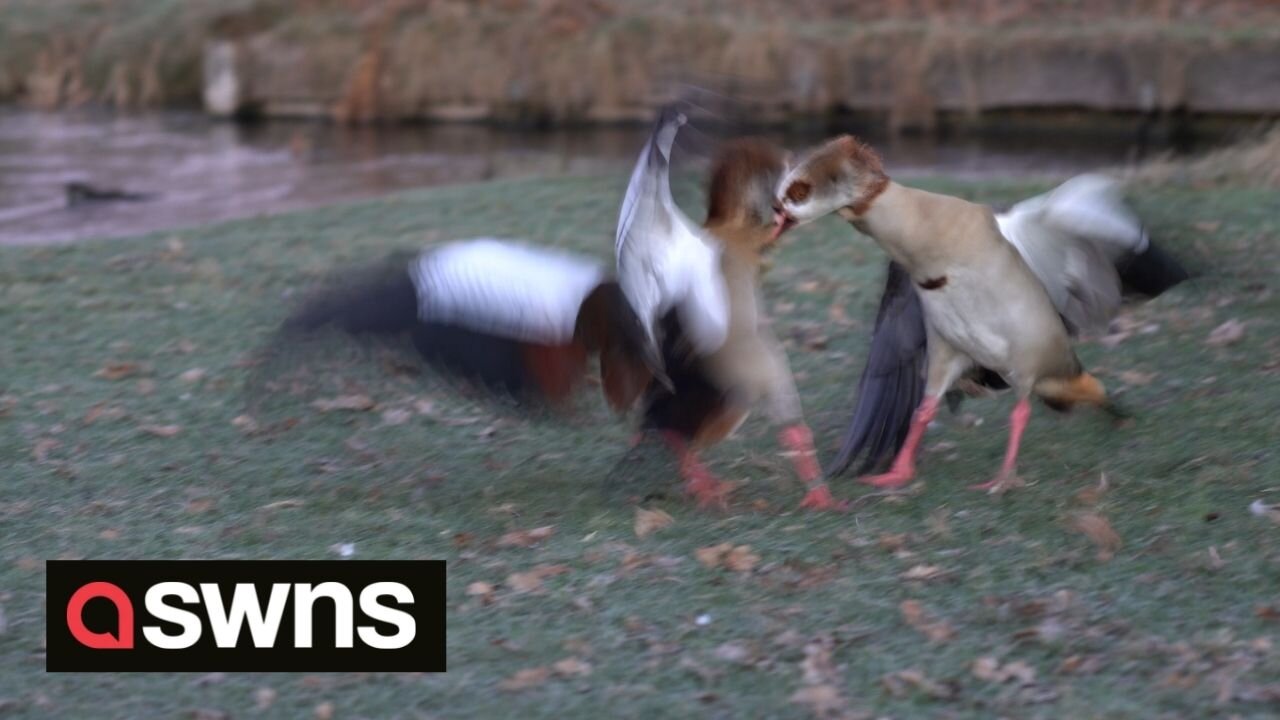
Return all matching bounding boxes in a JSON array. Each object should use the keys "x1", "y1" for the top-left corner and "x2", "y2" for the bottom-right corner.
[{"x1": 1, "y1": 0, "x2": 1278, "y2": 123}]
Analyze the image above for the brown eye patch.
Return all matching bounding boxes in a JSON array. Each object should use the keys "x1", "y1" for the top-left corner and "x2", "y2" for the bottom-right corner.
[{"x1": 785, "y1": 180, "x2": 812, "y2": 204}]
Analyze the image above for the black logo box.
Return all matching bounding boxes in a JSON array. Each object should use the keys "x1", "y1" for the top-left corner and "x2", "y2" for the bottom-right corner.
[{"x1": 47, "y1": 560, "x2": 445, "y2": 672}]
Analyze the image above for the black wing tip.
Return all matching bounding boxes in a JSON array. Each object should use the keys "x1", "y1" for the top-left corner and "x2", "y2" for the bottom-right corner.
[{"x1": 1119, "y1": 241, "x2": 1192, "y2": 297}]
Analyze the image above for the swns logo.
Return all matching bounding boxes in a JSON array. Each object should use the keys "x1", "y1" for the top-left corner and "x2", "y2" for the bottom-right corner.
[{"x1": 47, "y1": 560, "x2": 445, "y2": 672}]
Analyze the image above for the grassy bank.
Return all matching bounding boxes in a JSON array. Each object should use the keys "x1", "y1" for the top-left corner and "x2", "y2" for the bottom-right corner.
[{"x1": 1, "y1": 173, "x2": 1279, "y2": 717}]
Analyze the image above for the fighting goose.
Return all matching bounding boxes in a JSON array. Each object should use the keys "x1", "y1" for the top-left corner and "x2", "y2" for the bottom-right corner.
[
  {"x1": 260, "y1": 109, "x2": 843, "y2": 511},
  {"x1": 772, "y1": 137, "x2": 1161, "y2": 493},
  {"x1": 826, "y1": 173, "x2": 1190, "y2": 478}
]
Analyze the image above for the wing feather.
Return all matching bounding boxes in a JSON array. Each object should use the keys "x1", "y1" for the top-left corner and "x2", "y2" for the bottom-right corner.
[{"x1": 615, "y1": 106, "x2": 730, "y2": 361}]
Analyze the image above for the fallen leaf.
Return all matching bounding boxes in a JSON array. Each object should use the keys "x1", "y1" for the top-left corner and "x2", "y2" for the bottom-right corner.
[
  {"x1": 972, "y1": 656, "x2": 1037, "y2": 684},
  {"x1": 253, "y1": 687, "x2": 277, "y2": 711},
  {"x1": 881, "y1": 668, "x2": 955, "y2": 699},
  {"x1": 314, "y1": 701, "x2": 334, "y2": 720},
  {"x1": 136, "y1": 378, "x2": 157, "y2": 395},
  {"x1": 1074, "y1": 472, "x2": 1110, "y2": 506},
  {"x1": 724, "y1": 545, "x2": 760, "y2": 572},
  {"x1": 1118, "y1": 370, "x2": 1156, "y2": 386},
  {"x1": 506, "y1": 564, "x2": 570, "y2": 593},
  {"x1": 141, "y1": 424, "x2": 182, "y2": 438},
  {"x1": 1206, "y1": 319, "x2": 1245, "y2": 347},
  {"x1": 634, "y1": 508, "x2": 674, "y2": 539},
  {"x1": 499, "y1": 666, "x2": 551, "y2": 691},
  {"x1": 83, "y1": 404, "x2": 126, "y2": 425},
  {"x1": 878, "y1": 533, "x2": 908, "y2": 552},
  {"x1": 99, "y1": 529, "x2": 121, "y2": 541},
  {"x1": 552, "y1": 657, "x2": 592, "y2": 677},
  {"x1": 900, "y1": 564, "x2": 947, "y2": 582},
  {"x1": 1070, "y1": 512, "x2": 1122, "y2": 561},
  {"x1": 1193, "y1": 220, "x2": 1222, "y2": 233},
  {"x1": 31, "y1": 438, "x2": 60, "y2": 463},
  {"x1": 800, "y1": 637, "x2": 836, "y2": 685},
  {"x1": 311, "y1": 395, "x2": 376, "y2": 412},
  {"x1": 258, "y1": 499, "x2": 304, "y2": 512},
  {"x1": 190, "y1": 710, "x2": 230, "y2": 720},
  {"x1": 466, "y1": 581, "x2": 495, "y2": 599},
  {"x1": 381, "y1": 408, "x2": 412, "y2": 425},
  {"x1": 497, "y1": 526, "x2": 556, "y2": 548},
  {"x1": 712, "y1": 641, "x2": 753, "y2": 665},
  {"x1": 899, "y1": 600, "x2": 954, "y2": 643},
  {"x1": 176, "y1": 339, "x2": 197, "y2": 354},
  {"x1": 789, "y1": 684, "x2": 847, "y2": 717},
  {"x1": 185, "y1": 498, "x2": 216, "y2": 515},
  {"x1": 1256, "y1": 605, "x2": 1280, "y2": 622},
  {"x1": 695, "y1": 543, "x2": 733, "y2": 569},
  {"x1": 231, "y1": 414, "x2": 259, "y2": 433},
  {"x1": 94, "y1": 362, "x2": 140, "y2": 381},
  {"x1": 179, "y1": 368, "x2": 207, "y2": 383}
]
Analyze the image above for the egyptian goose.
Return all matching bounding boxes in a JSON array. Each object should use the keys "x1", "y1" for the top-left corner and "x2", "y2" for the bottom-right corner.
[
  {"x1": 826, "y1": 174, "x2": 1189, "y2": 477},
  {"x1": 772, "y1": 137, "x2": 1168, "y2": 493},
  {"x1": 265, "y1": 109, "x2": 842, "y2": 510}
]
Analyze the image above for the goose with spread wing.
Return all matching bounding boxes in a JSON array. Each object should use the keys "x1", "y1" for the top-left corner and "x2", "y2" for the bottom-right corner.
[
  {"x1": 259, "y1": 109, "x2": 844, "y2": 511},
  {"x1": 773, "y1": 137, "x2": 1188, "y2": 493}
]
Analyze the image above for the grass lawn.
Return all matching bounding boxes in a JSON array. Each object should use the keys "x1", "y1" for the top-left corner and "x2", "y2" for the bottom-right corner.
[{"x1": 1, "y1": 173, "x2": 1278, "y2": 718}]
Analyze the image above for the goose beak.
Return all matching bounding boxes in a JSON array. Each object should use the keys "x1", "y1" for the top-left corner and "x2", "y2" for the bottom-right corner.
[{"x1": 771, "y1": 205, "x2": 796, "y2": 242}]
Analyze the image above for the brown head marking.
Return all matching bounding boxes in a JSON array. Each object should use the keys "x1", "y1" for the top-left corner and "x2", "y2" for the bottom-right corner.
[{"x1": 705, "y1": 138, "x2": 786, "y2": 226}]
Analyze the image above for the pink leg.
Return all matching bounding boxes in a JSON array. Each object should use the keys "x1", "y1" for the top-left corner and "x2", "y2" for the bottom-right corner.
[
  {"x1": 859, "y1": 396, "x2": 941, "y2": 489},
  {"x1": 780, "y1": 424, "x2": 847, "y2": 512},
  {"x1": 970, "y1": 398, "x2": 1031, "y2": 492},
  {"x1": 660, "y1": 432, "x2": 733, "y2": 510}
]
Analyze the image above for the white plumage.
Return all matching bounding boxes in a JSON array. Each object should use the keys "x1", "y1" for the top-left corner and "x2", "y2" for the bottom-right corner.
[
  {"x1": 615, "y1": 107, "x2": 731, "y2": 363},
  {"x1": 409, "y1": 238, "x2": 606, "y2": 345},
  {"x1": 996, "y1": 173, "x2": 1146, "y2": 334}
]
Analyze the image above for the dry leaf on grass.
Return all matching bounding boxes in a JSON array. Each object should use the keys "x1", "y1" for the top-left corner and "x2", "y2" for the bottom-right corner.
[
  {"x1": 31, "y1": 438, "x2": 60, "y2": 463},
  {"x1": 899, "y1": 600, "x2": 954, "y2": 643},
  {"x1": 141, "y1": 424, "x2": 182, "y2": 438},
  {"x1": 83, "y1": 404, "x2": 126, "y2": 425},
  {"x1": 185, "y1": 498, "x2": 216, "y2": 515},
  {"x1": 313, "y1": 701, "x2": 334, "y2": 720},
  {"x1": 1070, "y1": 512, "x2": 1122, "y2": 561},
  {"x1": 506, "y1": 564, "x2": 570, "y2": 593},
  {"x1": 900, "y1": 564, "x2": 947, "y2": 582},
  {"x1": 231, "y1": 414, "x2": 259, "y2": 433},
  {"x1": 1117, "y1": 370, "x2": 1156, "y2": 386},
  {"x1": 800, "y1": 637, "x2": 837, "y2": 685},
  {"x1": 1206, "y1": 319, "x2": 1245, "y2": 347},
  {"x1": 789, "y1": 684, "x2": 848, "y2": 717},
  {"x1": 253, "y1": 687, "x2": 277, "y2": 711},
  {"x1": 380, "y1": 408, "x2": 412, "y2": 425},
  {"x1": 311, "y1": 395, "x2": 376, "y2": 412},
  {"x1": 552, "y1": 657, "x2": 592, "y2": 677},
  {"x1": 499, "y1": 666, "x2": 551, "y2": 691},
  {"x1": 971, "y1": 656, "x2": 1037, "y2": 685},
  {"x1": 94, "y1": 362, "x2": 140, "y2": 381},
  {"x1": 634, "y1": 508, "x2": 674, "y2": 538},
  {"x1": 695, "y1": 543, "x2": 759, "y2": 572},
  {"x1": 1074, "y1": 473, "x2": 1110, "y2": 505},
  {"x1": 179, "y1": 368, "x2": 207, "y2": 383},
  {"x1": 881, "y1": 668, "x2": 955, "y2": 700},
  {"x1": 497, "y1": 526, "x2": 555, "y2": 548},
  {"x1": 466, "y1": 581, "x2": 495, "y2": 598}
]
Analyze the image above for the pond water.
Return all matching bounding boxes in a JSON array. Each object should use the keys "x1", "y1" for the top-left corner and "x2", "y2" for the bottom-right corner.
[{"x1": 0, "y1": 110, "x2": 1188, "y2": 246}]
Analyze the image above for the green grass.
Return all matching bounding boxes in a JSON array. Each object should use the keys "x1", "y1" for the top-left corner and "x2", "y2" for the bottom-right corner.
[{"x1": 1, "y1": 174, "x2": 1278, "y2": 718}]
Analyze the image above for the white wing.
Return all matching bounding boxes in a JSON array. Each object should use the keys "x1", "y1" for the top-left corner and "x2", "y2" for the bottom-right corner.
[
  {"x1": 409, "y1": 238, "x2": 606, "y2": 345},
  {"x1": 615, "y1": 106, "x2": 730, "y2": 361},
  {"x1": 996, "y1": 174, "x2": 1141, "y2": 334}
]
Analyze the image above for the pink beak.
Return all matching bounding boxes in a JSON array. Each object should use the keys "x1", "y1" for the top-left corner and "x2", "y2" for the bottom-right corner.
[{"x1": 771, "y1": 207, "x2": 796, "y2": 242}]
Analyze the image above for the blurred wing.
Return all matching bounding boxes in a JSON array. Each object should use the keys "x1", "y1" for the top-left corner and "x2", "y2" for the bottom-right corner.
[
  {"x1": 411, "y1": 238, "x2": 607, "y2": 345},
  {"x1": 997, "y1": 179, "x2": 1123, "y2": 335},
  {"x1": 828, "y1": 262, "x2": 927, "y2": 478},
  {"x1": 615, "y1": 106, "x2": 730, "y2": 358}
]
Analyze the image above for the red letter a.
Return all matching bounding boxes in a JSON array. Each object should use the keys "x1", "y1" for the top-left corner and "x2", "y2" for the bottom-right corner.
[{"x1": 67, "y1": 581, "x2": 134, "y2": 649}]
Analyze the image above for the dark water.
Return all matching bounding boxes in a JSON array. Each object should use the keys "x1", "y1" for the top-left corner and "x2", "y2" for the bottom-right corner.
[{"x1": 0, "y1": 110, "x2": 1167, "y2": 246}]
